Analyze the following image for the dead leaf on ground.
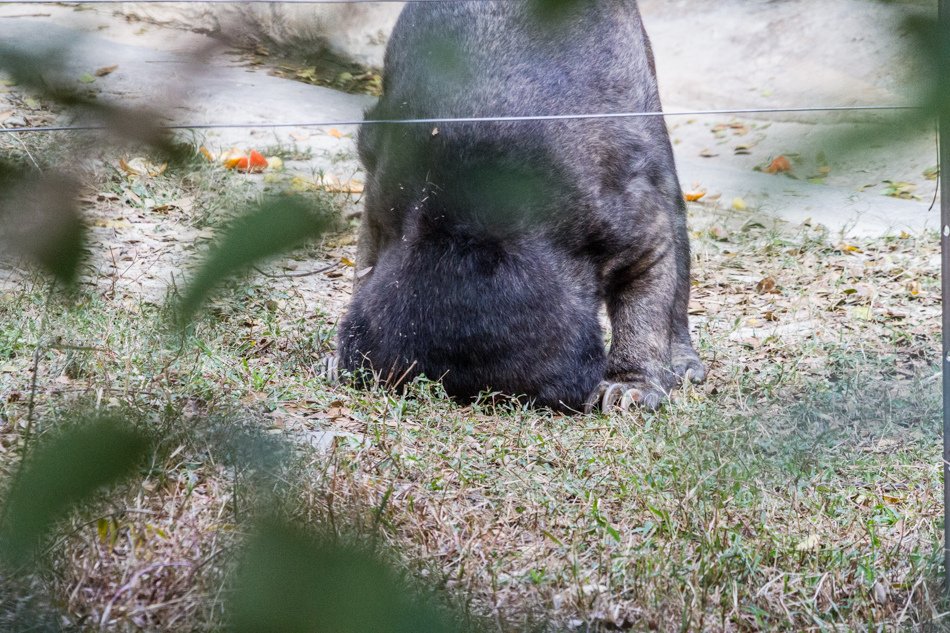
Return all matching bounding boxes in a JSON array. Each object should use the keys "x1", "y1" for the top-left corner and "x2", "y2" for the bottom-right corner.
[
  {"x1": 796, "y1": 533, "x2": 821, "y2": 552},
  {"x1": 684, "y1": 190, "x2": 706, "y2": 202},
  {"x1": 712, "y1": 121, "x2": 750, "y2": 136},
  {"x1": 92, "y1": 218, "x2": 132, "y2": 229},
  {"x1": 118, "y1": 157, "x2": 167, "y2": 179},
  {"x1": 151, "y1": 197, "x2": 195, "y2": 215},
  {"x1": 94, "y1": 65, "x2": 118, "y2": 77},
  {"x1": 320, "y1": 175, "x2": 364, "y2": 194},
  {"x1": 882, "y1": 180, "x2": 920, "y2": 200},
  {"x1": 872, "y1": 581, "x2": 889, "y2": 606},
  {"x1": 754, "y1": 277, "x2": 777, "y2": 294}
]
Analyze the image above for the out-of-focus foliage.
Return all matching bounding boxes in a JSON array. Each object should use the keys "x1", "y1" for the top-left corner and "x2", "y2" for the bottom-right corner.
[
  {"x1": 0, "y1": 32, "x2": 473, "y2": 633},
  {"x1": 905, "y1": 13, "x2": 950, "y2": 121},
  {"x1": 0, "y1": 164, "x2": 84, "y2": 286},
  {"x1": 0, "y1": 42, "x2": 169, "y2": 147},
  {"x1": 829, "y1": 10, "x2": 946, "y2": 151},
  {"x1": 0, "y1": 418, "x2": 150, "y2": 566},
  {"x1": 177, "y1": 195, "x2": 336, "y2": 324},
  {"x1": 529, "y1": 0, "x2": 587, "y2": 24},
  {"x1": 229, "y1": 522, "x2": 466, "y2": 633}
]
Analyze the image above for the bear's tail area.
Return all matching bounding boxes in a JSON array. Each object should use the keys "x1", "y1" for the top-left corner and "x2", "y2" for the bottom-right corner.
[{"x1": 341, "y1": 227, "x2": 606, "y2": 412}]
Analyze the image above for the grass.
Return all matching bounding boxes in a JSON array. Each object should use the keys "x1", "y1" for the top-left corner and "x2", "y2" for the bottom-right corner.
[{"x1": 0, "y1": 102, "x2": 946, "y2": 631}]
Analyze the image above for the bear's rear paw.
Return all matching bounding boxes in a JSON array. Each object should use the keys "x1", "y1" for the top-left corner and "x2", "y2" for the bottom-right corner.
[{"x1": 672, "y1": 345, "x2": 706, "y2": 384}]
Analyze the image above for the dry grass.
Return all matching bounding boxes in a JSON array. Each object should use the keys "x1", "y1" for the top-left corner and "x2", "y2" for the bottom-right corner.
[{"x1": 0, "y1": 94, "x2": 945, "y2": 630}]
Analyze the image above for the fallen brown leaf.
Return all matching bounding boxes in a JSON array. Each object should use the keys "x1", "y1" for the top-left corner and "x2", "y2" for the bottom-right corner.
[{"x1": 755, "y1": 277, "x2": 777, "y2": 294}]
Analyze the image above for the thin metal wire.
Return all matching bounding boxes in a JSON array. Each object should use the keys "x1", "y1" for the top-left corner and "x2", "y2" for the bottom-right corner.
[
  {"x1": 6, "y1": 0, "x2": 469, "y2": 3},
  {"x1": 0, "y1": 104, "x2": 921, "y2": 134}
]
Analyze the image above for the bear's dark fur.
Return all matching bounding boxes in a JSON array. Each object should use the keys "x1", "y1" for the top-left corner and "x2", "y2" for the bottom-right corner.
[{"x1": 338, "y1": 1, "x2": 704, "y2": 411}]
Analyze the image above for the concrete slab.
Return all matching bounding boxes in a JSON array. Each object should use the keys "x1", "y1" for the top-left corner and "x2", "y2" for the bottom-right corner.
[
  {"x1": 0, "y1": 5, "x2": 372, "y2": 172},
  {"x1": 642, "y1": 0, "x2": 939, "y2": 238},
  {"x1": 678, "y1": 155, "x2": 939, "y2": 238}
]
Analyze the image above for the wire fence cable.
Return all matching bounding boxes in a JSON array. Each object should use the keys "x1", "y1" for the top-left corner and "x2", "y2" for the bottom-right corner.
[{"x1": 0, "y1": 104, "x2": 922, "y2": 134}]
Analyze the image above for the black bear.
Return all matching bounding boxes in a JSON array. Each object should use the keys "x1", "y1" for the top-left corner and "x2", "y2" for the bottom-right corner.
[{"x1": 336, "y1": 0, "x2": 705, "y2": 412}]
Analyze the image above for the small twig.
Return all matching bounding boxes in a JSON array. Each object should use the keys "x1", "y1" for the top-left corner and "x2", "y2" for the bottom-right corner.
[
  {"x1": 41, "y1": 507, "x2": 156, "y2": 558},
  {"x1": 371, "y1": 484, "x2": 394, "y2": 532},
  {"x1": 929, "y1": 119, "x2": 939, "y2": 212},
  {"x1": 389, "y1": 359, "x2": 419, "y2": 391},
  {"x1": 2, "y1": 124, "x2": 42, "y2": 171},
  {"x1": 252, "y1": 262, "x2": 340, "y2": 278},
  {"x1": 48, "y1": 341, "x2": 116, "y2": 355},
  {"x1": 99, "y1": 561, "x2": 191, "y2": 630},
  {"x1": 22, "y1": 281, "x2": 56, "y2": 458},
  {"x1": 897, "y1": 574, "x2": 925, "y2": 624}
]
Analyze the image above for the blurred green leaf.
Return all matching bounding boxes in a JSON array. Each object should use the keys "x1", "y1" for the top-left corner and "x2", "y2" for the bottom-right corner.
[
  {"x1": 0, "y1": 42, "x2": 171, "y2": 148},
  {"x1": 229, "y1": 521, "x2": 464, "y2": 633},
  {"x1": 529, "y1": 0, "x2": 586, "y2": 23},
  {"x1": 904, "y1": 13, "x2": 950, "y2": 120},
  {"x1": 787, "y1": 11, "x2": 943, "y2": 163},
  {"x1": 0, "y1": 166, "x2": 86, "y2": 286},
  {"x1": 0, "y1": 43, "x2": 71, "y2": 96},
  {"x1": 419, "y1": 33, "x2": 470, "y2": 88},
  {"x1": 0, "y1": 418, "x2": 150, "y2": 565},
  {"x1": 177, "y1": 196, "x2": 335, "y2": 324}
]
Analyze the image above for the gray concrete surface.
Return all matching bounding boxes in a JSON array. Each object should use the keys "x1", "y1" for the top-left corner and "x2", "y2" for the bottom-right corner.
[
  {"x1": 118, "y1": 1, "x2": 402, "y2": 68},
  {"x1": 0, "y1": 4, "x2": 371, "y2": 178},
  {"x1": 639, "y1": 0, "x2": 938, "y2": 237},
  {"x1": 0, "y1": 1, "x2": 940, "y2": 237}
]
